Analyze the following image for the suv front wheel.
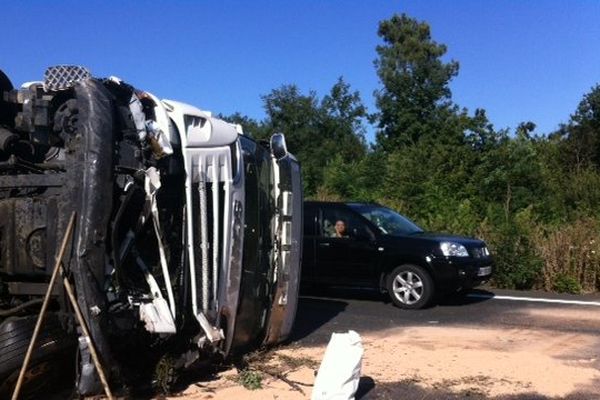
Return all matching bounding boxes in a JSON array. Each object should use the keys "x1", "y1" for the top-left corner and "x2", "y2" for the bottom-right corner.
[{"x1": 387, "y1": 264, "x2": 434, "y2": 309}]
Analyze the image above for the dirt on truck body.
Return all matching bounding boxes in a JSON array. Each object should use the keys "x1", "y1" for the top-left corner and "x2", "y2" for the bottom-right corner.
[{"x1": 0, "y1": 66, "x2": 302, "y2": 397}]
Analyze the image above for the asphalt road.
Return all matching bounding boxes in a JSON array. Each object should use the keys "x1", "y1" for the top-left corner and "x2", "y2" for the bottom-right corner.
[
  {"x1": 292, "y1": 286, "x2": 600, "y2": 345},
  {"x1": 290, "y1": 287, "x2": 600, "y2": 399}
]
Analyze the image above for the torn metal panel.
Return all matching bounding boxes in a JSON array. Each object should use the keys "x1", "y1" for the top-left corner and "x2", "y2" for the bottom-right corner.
[
  {"x1": 135, "y1": 254, "x2": 176, "y2": 334},
  {"x1": 141, "y1": 91, "x2": 174, "y2": 158},
  {"x1": 139, "y1": 299, "x2": 177, "y2": 334},
  {"x1": 144, "y1": 167, "x2": 177, "y2": 320}
]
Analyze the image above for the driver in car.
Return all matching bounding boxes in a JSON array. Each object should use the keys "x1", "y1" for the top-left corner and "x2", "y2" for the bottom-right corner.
[{"x1": 332, "y1": 219, "x2": 350, "y2": 238}]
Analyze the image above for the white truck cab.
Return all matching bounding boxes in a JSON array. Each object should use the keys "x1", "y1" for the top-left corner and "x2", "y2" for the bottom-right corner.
[{"x1": 0, "y1": 65, "x2": 303, "y2": 396}]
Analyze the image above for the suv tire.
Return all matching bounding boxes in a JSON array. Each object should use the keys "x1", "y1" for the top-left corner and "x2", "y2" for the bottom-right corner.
[{"x1": 387, "y1": 264, "x2": 434, "y2": 309}]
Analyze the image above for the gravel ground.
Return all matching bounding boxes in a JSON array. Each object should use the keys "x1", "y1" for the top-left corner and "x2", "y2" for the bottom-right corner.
[{"x1": 167, "y1": 291, "x2": 600, "y2": 400}]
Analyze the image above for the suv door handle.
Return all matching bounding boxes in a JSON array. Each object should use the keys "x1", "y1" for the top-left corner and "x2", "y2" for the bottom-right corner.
[{"x1": 318, "y1": 242, "x2": 330, "y2": 247}]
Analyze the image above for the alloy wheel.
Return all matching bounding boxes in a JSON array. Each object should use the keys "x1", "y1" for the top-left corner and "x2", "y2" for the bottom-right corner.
[{"x1": 392, "y1": 271, "x2": 424, "y2": 305}]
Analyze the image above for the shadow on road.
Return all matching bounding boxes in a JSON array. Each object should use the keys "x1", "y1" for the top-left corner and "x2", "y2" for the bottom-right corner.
[
  {"x1": 300, "y1": 284, "x2": 495, "y2": 309},
  {"x1": 300, "y1": 285, "x2": 388, "y2": 303},
  {"x1": 356, "y1": 376, "x2": 376, "y2": 399},
  {"x1": 362, "y1": 378, "x2": 488, "y2": 400},
  {"x1": 358, "y1": 378, "x2": 599, "y2": 400},
  {"x1": 289, "y1": 296, "x2": 349, "y2": 342},
  {"x1": 436, "y1": 288, "x2": 495, "y2": 307}
]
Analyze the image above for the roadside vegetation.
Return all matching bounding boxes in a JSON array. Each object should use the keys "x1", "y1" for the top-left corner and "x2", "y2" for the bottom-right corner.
[
  {"x1": 224, "y1": 14, "x2": 600, "y2": 294},
  {"x1": 228, "y1": 349, "x2": 318, "y2": 393}
]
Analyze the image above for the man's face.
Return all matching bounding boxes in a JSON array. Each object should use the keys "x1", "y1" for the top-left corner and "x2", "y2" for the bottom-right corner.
[{"x1": 335, "y1": 220, "x2": 346, "y2": 235}]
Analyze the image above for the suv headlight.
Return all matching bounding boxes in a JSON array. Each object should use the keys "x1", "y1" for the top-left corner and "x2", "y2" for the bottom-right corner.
[
  {"x1": 440, "y1": 242, "x2": 469, "y2": 257},
  {"x1": 483, "y1": 246, "x2": 490, "y2": 257}
]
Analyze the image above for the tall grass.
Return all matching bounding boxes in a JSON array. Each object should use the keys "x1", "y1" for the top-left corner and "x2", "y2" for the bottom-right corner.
[{"x1": 533, "y1": 219, "x2": 600, "y2": 293}]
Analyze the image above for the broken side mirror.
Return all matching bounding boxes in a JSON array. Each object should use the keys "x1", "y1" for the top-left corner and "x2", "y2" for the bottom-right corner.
[{"x1": 270, "y1": 133, "x2": 288, "y2": 160}]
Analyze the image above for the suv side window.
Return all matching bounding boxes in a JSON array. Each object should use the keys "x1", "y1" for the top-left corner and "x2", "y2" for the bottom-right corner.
[
  {"x1": 304, "y1": 205, "x2": 317, "y2": 236},
  {"x1": 321, "y1": 206, "x2": 372, "y2": 240}
]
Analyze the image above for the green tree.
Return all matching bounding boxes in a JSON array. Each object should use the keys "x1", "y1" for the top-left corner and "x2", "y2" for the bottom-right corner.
[
  {"x1": 320, "y1": 78, "x2": 368, "y2": 161},
  {"x1": 374, "y1": 13, "x2": 460, "y2": 151},
  {"x1": 555, "y1": 84, "x2": 600, "y2": 171},
  {"x1": 320, "y1": 151, "x2": 386, "y2": 201},
  {"x1": 262, "y1": 79, "x2": 367, "y2": 196}
]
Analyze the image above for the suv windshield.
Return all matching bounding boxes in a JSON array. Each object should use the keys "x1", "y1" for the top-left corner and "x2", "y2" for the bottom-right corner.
[{"x1": 348, "y1": 204, "x2": 423, "y2": 235}]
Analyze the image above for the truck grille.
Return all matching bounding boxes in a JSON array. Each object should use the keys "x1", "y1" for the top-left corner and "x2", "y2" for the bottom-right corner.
[
  {"x1": 44, "y1": 65, "x2": 91, "y2": 91},
  {"x1": 189, "y1": 149, "x2": 233, "y2": 316}
]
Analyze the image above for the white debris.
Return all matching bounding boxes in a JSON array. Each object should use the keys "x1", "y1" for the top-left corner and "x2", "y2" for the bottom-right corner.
[
  {"x1": 139, "y1": 298, "x2": 176, "y2": 334},
  {"x1": 312, "y1": 330, "x2": 363, "y2": 400}
]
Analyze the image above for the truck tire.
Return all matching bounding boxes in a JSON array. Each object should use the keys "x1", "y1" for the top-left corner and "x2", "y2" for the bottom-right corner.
[{"x1": 0, "y1": 314, "x2": 76, "y2": 397}]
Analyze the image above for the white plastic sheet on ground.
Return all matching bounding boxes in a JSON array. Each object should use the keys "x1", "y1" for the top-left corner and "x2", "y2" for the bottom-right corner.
[{"x1": 312, "y1": 330, "x2": 363, "y2": 400}]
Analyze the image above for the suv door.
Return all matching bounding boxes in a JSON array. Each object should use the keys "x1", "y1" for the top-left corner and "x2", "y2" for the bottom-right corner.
[
  {"x1": 301, "y1": 203, "x2": 318, "y2": 284},
  {"x1": 315, "y1": 204, "x2": 379, "y2": 286}
]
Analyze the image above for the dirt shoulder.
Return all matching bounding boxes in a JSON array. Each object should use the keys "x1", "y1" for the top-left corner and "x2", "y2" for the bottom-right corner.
[{"x1": 170, "y1": 306, "x2": 600, "y2": 399}]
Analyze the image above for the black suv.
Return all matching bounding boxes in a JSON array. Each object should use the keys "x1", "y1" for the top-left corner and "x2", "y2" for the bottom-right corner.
[{"x1": 302, "y1": 202, "x2": 494, "y2": 309}]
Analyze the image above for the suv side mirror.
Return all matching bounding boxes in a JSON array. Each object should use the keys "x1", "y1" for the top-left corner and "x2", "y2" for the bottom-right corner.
[{"x1": 270, "y1": 133, "x2": 288, "y2": 160}]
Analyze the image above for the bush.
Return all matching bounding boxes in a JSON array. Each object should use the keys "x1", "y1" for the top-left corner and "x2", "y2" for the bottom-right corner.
[
  {"x1": 488, "y1": 232, "x2": 543, "y2": 290},
  {"x1": 478, "y1": 208, "x2": 543, "y2": 290},
  {"x1": 552, "y1": 274, "x2": 582, "y2": 294},
  {"x1": 237, "y1": 369, "x2": 263, "y2": 390},
  {"x1": 480, "y1": 215, "x2": 600, "y2": 293},
  {"x1": 420, "y1": 197, "x2": 481, "y2": 237}
]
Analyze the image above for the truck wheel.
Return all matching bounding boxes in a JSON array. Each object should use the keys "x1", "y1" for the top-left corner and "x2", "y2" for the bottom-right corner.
[
  {"x1": 0, "y1": 314, "x2": 76, "y2": 397},
  {"x1": 386, "y1": 264, "x2": 434, "y2": 309}
]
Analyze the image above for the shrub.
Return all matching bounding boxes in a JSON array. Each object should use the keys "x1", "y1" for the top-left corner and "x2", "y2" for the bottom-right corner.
[
  {"x1": 488, "y1": 232, "x2": 543, "y2": 290},
  {"x1": 552, "y1": 274, "x2": 582, "y2": 294},
  {"x1": 478, "y1": 208, "x2": 543, "y2": 290},
  {"x1": 237, "y1": 369, "x2": 263, "y2": 390}
]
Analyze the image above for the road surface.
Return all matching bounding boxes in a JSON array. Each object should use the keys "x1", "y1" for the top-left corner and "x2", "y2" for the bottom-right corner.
[{"x1": 281, "y1": 287, "x2": 600, "y2": 399}]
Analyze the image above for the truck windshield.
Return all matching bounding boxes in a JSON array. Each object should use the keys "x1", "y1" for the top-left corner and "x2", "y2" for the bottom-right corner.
[{"x1": 348, "y1": 204, "x2": 424, "y2": 235}]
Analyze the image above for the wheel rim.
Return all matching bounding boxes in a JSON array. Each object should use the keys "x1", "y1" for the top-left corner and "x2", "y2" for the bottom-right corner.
[{"x1": 392, "y1": 271, "x2": 424, "y2": 305}]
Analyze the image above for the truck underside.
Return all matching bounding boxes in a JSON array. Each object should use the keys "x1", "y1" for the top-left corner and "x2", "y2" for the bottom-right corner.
[{"x1": 0, "y1": 66, "x2": 302, "y2": 396}]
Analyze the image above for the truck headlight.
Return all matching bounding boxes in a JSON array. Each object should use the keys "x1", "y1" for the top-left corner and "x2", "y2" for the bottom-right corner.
[{"x1": 440, "y1": 242, "x2": 469, "y2": 257}]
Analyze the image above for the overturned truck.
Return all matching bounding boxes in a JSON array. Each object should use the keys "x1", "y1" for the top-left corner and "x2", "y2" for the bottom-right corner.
[{"x1": 0, "y1": 66, "x2": 302, "y2": 396}]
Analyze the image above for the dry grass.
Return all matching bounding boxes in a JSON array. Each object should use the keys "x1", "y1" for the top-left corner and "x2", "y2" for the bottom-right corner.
[{"x1": 533, "y1": 218, "x2": 600, "y2": 293}]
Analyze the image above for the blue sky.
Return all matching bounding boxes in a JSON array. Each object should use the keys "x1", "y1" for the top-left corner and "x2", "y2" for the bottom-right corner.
[{"x1": 1, "y1": 1, "x2": 599, "y2": 140}]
